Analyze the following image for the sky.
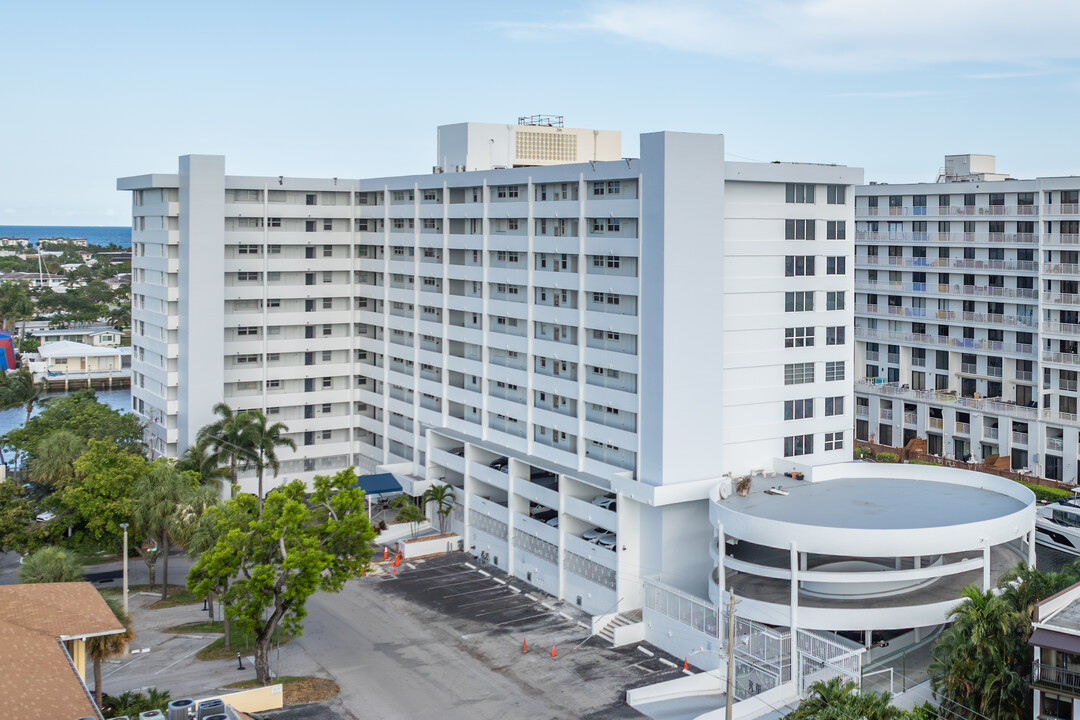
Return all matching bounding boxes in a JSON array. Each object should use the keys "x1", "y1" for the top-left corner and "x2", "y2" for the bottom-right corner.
[{"x1": 2, "y1": 0, "x2": 1080, "y2": 226}]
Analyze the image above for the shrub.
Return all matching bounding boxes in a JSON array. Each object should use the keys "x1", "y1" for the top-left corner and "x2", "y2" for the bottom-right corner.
[
  {"x1": 876, "y1": 452, "x2": 899, "y2": 463},
  {"x1": 853, "y1": 447, "x2": 872, "y2": 461},
  {"x1": 1021, "y1": 482, "x2": 1074, "y2": 503},
  {"x1": 102, "y1": 688, "x2": 171, "y2": 718},
  {"x1": 19, "y1": 546, "x2": 83, "y2": 584}
]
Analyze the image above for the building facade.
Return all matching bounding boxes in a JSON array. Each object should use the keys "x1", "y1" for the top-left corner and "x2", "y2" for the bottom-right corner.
[
  {"x1": 119, "y1": 125, "x2": 858, "y2": 635},
  {"x1": 854, "y1": 156, "x2": 1080, "y2": 483}
]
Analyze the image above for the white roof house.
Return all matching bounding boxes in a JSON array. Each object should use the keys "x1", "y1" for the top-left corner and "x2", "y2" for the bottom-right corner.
[
  {"x1": 31, "y1": 326, "x2": 124, "y2": 347},
  {"x1": 30, "y1": 341, "x2": 131, "y2": 381}
]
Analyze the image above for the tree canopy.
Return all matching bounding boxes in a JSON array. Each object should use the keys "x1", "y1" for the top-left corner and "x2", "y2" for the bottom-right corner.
[
  {"x1": 3, "y1": 389, "x2": 145, "y2": 458},
  {"x1": 187, "y1": 467, "x2": 375, "y2": 685},
  {"x1": 18, "y1": 545, "x2": 83, "y2": 583},
  {"x1": 58, "y1": 439, "x2": 148, "y2": 543}
]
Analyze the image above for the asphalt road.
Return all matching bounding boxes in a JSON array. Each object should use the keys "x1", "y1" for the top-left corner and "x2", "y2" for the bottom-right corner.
[{"x1": 0, "y1": 549, "x2": 195, "y2": 589}]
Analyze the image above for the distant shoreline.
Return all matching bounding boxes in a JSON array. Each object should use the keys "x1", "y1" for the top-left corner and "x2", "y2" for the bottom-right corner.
[{"x1": 0, "y1": 225, "x2": 131, "y2": 248}]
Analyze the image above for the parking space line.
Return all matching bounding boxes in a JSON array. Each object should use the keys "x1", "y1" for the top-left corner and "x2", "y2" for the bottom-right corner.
[
  {"x1": 496, "y1": 612, "x2": 558, "y2": 626},
  {"x1": 493, "y1": 578, "x2": 506, "y2": 585},
  {"x1": 456, "y1": 592, "x2": 524, "y2": 609},
  {"x1": 463, "y1": 562, "x2": 476, "y2": 569},
  {"x1": 637, "y1": 646, "x2": 655, "y2": 657},
  {"x1": 441, "y1": 585, "x2": 504, "y2": 600},
  {"x1": 658, "y1": 658, "x2": 678, "y2": 669},
  {"x1": 477, "y1": 569, "x2": 491, "y2": 577},
  {"x1": 155, "y1": 639, "x2": 217, "y2": 675}
]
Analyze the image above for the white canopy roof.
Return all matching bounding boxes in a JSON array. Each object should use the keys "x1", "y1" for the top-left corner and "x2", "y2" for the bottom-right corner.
[{"x1": 38, "y1": 341, "x2": 123, "y2": 359}]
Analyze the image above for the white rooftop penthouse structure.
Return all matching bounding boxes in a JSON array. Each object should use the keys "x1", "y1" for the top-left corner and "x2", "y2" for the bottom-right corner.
[{"x1": 119, "y1": 122, "x2": 860, "y2": 674}]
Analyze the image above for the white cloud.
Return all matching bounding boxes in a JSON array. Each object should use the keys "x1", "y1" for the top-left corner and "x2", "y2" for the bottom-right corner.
[{"x1": 502, "y1": 1, "x2": 1080, "y2": 72}]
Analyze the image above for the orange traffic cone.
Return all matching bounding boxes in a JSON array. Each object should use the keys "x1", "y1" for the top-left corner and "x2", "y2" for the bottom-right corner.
[
  {"x1": 392, "y1": 564, "x2": 397, "y2": 574},
  {"x1": 684, "y1": 657, "x2": 689, "y2": 670},
  {"x1": 523, "y1": 639, "x2": 528, "y2": 654},
  {"x1": 383, "y1": 546, "x2": 388, "y2": 559},
  {"x1": 551, "y1": 645, "x2": 557, "y2": 658}
]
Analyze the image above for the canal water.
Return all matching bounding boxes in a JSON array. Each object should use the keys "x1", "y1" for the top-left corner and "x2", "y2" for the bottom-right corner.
[{"x1": 0, "y1": 388, "x2": 131, "y2": 439}]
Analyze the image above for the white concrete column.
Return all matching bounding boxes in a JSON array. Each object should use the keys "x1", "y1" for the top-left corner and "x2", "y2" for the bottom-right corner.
[
  {"x1": 1029, "y1": 527, "x2": 1037, "y2": 568},
  {"x1": 982, "y1": 538, "x2": 991, "y2": 591},
  {"x1": 790, "y1": 541, "x2": 799, "y2": 633},
  {"x1": 716, "y1": 522, "x2": 725, "y2": 600}
]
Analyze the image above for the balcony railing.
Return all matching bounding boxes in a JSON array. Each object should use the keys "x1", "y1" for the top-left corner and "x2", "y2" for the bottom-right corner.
[
  {"x1": 880, "y1": 408, "x2": 894, "y2": 420},
  {"x1": 984, "y1": 427, "x2": 999, "y2": 440},
  {"x1": 1032, "y1": 661, "x2": 1080, "y2": 694},
  {"x1": 1048, "y1": 437, "x2": 1065, "y2": 451},
  {"x1": 956, "y1": 422, "x2": 971, "y2": 434},
  {"x1": 860, "y1": 206, "x2": 1039, "y2": 218},
  {"x1": 904, "y1": 412, "x2": 917, "y2": 425},
  {"x1": 929, "y1": 417, "x2": 944, "y2": 429},
  {"x1": 854, "y1": 230, "x2": 1038, "y2": 243},
  {"x1": 857, "y1": 380, "x2": 1040, "y2": 420},
  {"x1": 856, "y1": 406, "x2": 869, "y2": 418},
  {"x1": 1013, "y1": 432, "x2": 1029, "y2": 444}
]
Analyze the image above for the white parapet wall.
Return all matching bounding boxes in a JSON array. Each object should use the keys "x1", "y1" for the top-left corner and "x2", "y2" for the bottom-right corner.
[{"x1": 397, "y1": 533, "x2": 460, "y2": 559}]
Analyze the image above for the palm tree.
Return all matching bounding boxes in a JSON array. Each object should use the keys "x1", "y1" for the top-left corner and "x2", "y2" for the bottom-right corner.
[
  {"x1": 422, "y1": 484, "x2": 457, "y2": 534},
  {"x1": 87, "y1": 596, "x2": 134, "y2": 708},
  {"x1": 0, "y1": 367, "x2": 43, "y2": 427},
  {"x1": 132, "y1": 460, "x2": 198, "y2": 601},
  {"x1": 176, "y1": 437, "x2": 230, "y2": 489},
  {"x1": 929, "y1": 584, "x2": 1028, "y2": 719},
  {"x1": 785, "y1": 676, "x2": 903, "y2": 720},
  {"x1": 242, "y1": 409, "x2": 295, "y2": 513},
  {"x1": 30, "y1": 429, "x2": 85, "y2": 488},
  {"x1": 18, "y1": 546, "x2": 83, "y2": 583},
  {"x1": 392, "y1": 494, "x2": 427, "y2": 539},
  {"x1": 197, "y1": 403, "x2": 256, "y2": 498}
]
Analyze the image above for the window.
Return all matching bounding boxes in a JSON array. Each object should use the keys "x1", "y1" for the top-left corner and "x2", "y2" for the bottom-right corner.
[
  {"x1": 785, "y1": 327, "x2": 815, "y2": 348},
  {"x1": 785, "y1": 256, "x2": 815, "y2": 276},
  {"x1": 824, "y1": 431, "x2": 844, "y2": 451},
  {"x1": 786, "y1": 219, "x2": 816, "y2": 240},
  {"x1": 785, "y1": 363, "x2": 815, "y2": 385},
  {"x1": 237, "y1": 271, "x2": 260, "y2": 282},
  {"x1": 423, "y1": 189, "x2": 437, "y2": 201},
  {"x1": 784, "y1": 434, "x2": 813, "y2": 457},
  {"x1": 826, "y1": 326, "x2": 846, "y2": 345},
  {"x1": 266, "y1": 379, "x2": 281, "y2": 389},
  {"x1": 825, "y1": 396, "x2": 844, "y2": 416},
  {"x1": 238, "y1": 244, "x2": 260, "y2": 254},
  {"x1": 784, "y1": 398, "x2": 814, "y2": 420},
  {"x1": 826, "y1": 291, "x2": 845, "y2": 311},
  {"x1": 236, "y1": 326, "x2": 259, "y2": 336},
  {"x1": 825, "y1": 361, "x2": 845, "y2": 381},
  {"x1": 306, "y1": 193, "x2": 317, "y2": 206},
  {"x1": 323, "y1": 244, "x2": 333, "y2": 257},
  {"x1": 322, "y1": 297, "x2": 333, "y2": 309},
  {"x1": 268, "y1": 298, "x2": 281, "y2": 308},
  {"x1": 785, "y1": 291, "x2": 814, "y2": 312},
  {"x1": 607, "y1": 218, "x2": 621, "y2": 232},
  {"x1": 826, "y1": 185, "x2": 846, "y2": 204},
  {"x1": 323, "y1": 271, "x2": 333, "y2": 283},
  {"x1": 826, "y1": 221, "x2": 846, "y2": 240},
  {"x1": 322, "y1": 377, "x2": 332, "y2": 388},
  {"x1": 786, "y1": 183, "x2": 815, "y2": 204},
  {"x1": 826, "y1": 256, "x2": 846, "y2": 275},
  {"x1": 268, "y1": 218, "x2": 282, "y2": 228},
  {"x1": 236, "y1": 354, "x2": 260, "y2": 364},
  {"x1": 323, "y1": 218, "x2": 333, "y2": 231}
]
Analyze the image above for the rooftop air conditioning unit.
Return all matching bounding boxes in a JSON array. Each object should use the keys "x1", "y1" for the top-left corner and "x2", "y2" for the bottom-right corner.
[
  {"x1": 139, "y1": 712, "x2": 165, "y2": 720},
  {"x1": 167, "y1": 698, "x2": 195, "y2": 720},
  {"x1": 196, "y1": 699, "x2": 225, "y2": 719}
]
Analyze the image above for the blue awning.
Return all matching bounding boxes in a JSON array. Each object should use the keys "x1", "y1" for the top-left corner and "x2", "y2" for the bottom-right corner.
[{"x1": 353, "y1": 472, "x2": 403, "y2": 496}]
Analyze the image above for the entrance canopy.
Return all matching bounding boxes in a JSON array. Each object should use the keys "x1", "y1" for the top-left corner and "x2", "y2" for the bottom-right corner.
[{"x1": 353, "y1": 472, "x2": 403, "y2": 496}]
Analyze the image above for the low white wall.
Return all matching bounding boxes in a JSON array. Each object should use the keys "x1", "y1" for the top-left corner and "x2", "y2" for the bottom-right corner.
[
  {"x1": 613, "y1": 622, "x2": 646, "y2": 647},
  {"x1": 398, "y1": 533, "x2": 460, "y2": 559},
  {"x1": 378, "y1": 520, "x2": 432, "y2": 544},
  {"x1": 692, "y1": 681, "x2": 800, "y2": 720},
  {"x1": 626, "y1": 669, "x2": 724, "y2": 707},
  {"x1": 643, "y1": 607, "x2": 725, "y2": 671}
]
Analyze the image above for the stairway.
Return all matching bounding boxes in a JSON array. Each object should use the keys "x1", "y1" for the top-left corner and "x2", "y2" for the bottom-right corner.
[{"x1": 597, "y1": 610, "x2": 643, "y2": 645}]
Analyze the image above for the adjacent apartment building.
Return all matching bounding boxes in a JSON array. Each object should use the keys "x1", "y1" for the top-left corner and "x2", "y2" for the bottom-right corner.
[
  {"x1": 119, "y1": 120, "x2": 859, "y2": 624},
  {"x1": 855, "y1": 155, "x2": 1080, "y2": 483}
]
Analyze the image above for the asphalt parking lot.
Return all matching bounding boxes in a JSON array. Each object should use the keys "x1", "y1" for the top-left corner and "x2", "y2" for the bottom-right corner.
[{"x1": 363, "y1": 552, "x2": 688, "y2": 719}]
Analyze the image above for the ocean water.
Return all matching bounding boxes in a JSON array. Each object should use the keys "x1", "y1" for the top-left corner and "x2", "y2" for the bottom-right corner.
[{"x1": 0, "y1": 225, "x2": 131, "y2": 248}]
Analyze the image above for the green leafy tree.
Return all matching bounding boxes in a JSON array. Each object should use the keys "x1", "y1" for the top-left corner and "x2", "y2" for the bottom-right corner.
[
  {"x1": 0, "y1": 478, "x2": 34, "y2": 554},
  {"x1": 926, "y1": 568, "x2": 1080, "y2": 720},
  {"x1": 59, "y1": 439, "x2": 147, "y2": 544},
  {"x1": 2, "y1": 389, "x2": 145, "y2": 460},
  {"x1": 0, "y1": 281, "x2": 35, "y2": 335},
  {"x1": 30, "y1": 429, "x2": 86, "y2": 488},
  {"x1": 392, "y1": 494, "x2": 427, "y2": 539},
  {"x1": 422, "y1": 484, "x2": 457, "y2": 534},
  {"x1": 18, "y1": 545, "x2": 83, "y2": 583},
  {"x1": 0, "y1": 367, "x2": 43, "y2": 427},
  {"x1": 784, "y1": 677, "x2": 904, "y2": 720},
  {"x1": 197, "y1": 403, "x2": 256, "y2": 498},
  {"x1": 243, "y1": 409, "x2": 296, "y2": 512},
  {"x1": 172, "y1": 483, "x2": 227, "y2": 642},
  {"x1": 187, "y1": 467, "x2": 376, "y2": 685},
  {"x1": 87, "y1": 596, "x2": 135, "y2": 708},
  {"x1": 132, "y1": 460, "x2": 199, "y2": 601}
]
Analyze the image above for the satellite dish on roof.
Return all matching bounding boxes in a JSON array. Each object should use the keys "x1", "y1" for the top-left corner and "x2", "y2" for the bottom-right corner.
[{"x1": 718, "y1": 476, "x2": 732, "y2": 500}]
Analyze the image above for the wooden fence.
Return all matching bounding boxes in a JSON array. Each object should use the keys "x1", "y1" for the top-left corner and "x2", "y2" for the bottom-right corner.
[{"x1": 854, "y1": 439, "x2": 1073, "y2": 491}]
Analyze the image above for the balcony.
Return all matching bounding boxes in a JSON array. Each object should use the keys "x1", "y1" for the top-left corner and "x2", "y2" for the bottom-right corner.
[
  {"x1": 1048, "y1": 437, "x2": 1065, "y2": 452},
  {"x1": 904, "y1": 412, "x2": 917, "y2": 425},
  {"x1": 856, "y1": 406, "x2": 869, "y2": 418},
  {"x1": 1012, "y1": 432, "x2": 1029, "y2": 445},
  {"x1": 856, "y1": 381, "x2": 1040, "y2": 420},
  {"x1": 929, "y1": 417, "x2": 944, "y2": 430},
  {"x1": 955, "y1": 422, "x2": 971, "y2": 435},
  {"x1": 983, "y1": 427, "x2": 999, "y2": 440},
  {"x1": 1032, "y1": 660, "x2": 1080, "y2": 695},
  {"x1": 880, "y1": 408, "x2": 893, "y2": 421}
]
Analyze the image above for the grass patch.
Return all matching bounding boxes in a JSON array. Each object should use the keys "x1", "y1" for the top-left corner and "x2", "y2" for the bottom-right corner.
[
  {"x1": 225, "y1": 676, "x2": 339, "y2": 705},
  {"x1": 907, "y1": 460, "x2": 940, "y2": 466},
  {"x1": 165, "y1": 621, "x2": 294, "y2": 661}
]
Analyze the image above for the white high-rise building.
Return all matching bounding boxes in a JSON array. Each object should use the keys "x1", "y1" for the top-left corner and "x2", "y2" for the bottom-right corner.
[
  {"x1": 854, "y1": 156, "x2": 1080, "y2": 483},
  {"x1": 119, "y1": 122, "x2": 859, "y2": 637}
]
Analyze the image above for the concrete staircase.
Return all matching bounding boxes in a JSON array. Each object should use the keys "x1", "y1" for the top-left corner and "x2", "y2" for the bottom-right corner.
[{"x1": 598, "y1": 610, "x2": 642, "y2": 645}]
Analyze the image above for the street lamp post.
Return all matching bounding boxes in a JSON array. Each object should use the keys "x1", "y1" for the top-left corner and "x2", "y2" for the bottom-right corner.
[{"x1": 119, "y1": 522, "x2": 129, "y2": 617}]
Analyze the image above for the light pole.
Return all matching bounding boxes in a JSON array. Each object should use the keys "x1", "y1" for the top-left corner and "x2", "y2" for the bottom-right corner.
[{"x1": 119, "y1": 522, "x2": 129, "y2": 617}]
